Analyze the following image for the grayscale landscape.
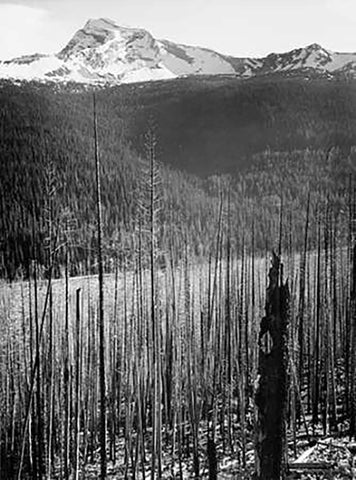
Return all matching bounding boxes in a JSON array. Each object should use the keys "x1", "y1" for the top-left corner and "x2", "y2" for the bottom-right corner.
[{"x1": 0, "y1": 2, "x2": 356, "y2": 479}]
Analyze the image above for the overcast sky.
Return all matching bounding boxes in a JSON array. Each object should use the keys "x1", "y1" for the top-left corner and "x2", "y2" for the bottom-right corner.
[{"x1": 0, "y1": 0, "x2": 356, "y2": 60}]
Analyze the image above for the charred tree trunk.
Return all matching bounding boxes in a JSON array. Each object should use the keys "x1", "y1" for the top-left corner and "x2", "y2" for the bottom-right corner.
[
  {"x1": 349, "y1": 182, "x2": 356, "y2": 438},
  {"x1": 255, "y1": 252, "x2": 290, "y2": 480},
  {"x1": 93, "y1": 93, "x2": 107, "y2": 479}
]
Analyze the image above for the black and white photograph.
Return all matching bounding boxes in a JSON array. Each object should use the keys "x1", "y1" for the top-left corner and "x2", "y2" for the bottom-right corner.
[{"x1": 0, "y1": 0, "x2": 356, "y2": 478}]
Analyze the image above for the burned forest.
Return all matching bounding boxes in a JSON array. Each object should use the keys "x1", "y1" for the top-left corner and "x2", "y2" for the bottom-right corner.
[{"x1": 0, "y1": 72, "x2": 356, "y2": 480}]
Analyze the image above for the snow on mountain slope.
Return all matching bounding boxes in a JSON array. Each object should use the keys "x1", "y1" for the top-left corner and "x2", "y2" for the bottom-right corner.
[
  {"x1": 259, "y1": 43, "x2": 356, "y2": 77},
  {"x1": 0, "y1": 18, "x2": 355, "y2": 84},
  {"x1": 0, "y1": 55, "x2": 63, "y2": 81},
  {"x1": 158, "y1": 40, "x2": 235, "y2": 76},
  {"x1": 0, "y1": 18, "x2": 239, "y2": 83}
]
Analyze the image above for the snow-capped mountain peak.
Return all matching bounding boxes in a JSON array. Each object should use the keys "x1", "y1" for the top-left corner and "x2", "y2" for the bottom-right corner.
[
  {"x1": 0, "y1": 19, "x2": 355, "y2": 85},
  {"x1": 58, "y1": 18, "x2": 156, "y2": 60},
  {"x1": 305, "y1": 43, "x2": 324, "y2": 51},
  {"x1": 54, "y1": 17, "x2": 163, "y2": 82},
  {"x1": 58, "y1": 18, "x2": 120, "y2": 59}
]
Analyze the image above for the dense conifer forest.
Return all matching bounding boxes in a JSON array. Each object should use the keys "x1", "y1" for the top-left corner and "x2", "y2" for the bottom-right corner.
[{"x1": 0, "y1": 76, "x2": 355, "y2": 278}]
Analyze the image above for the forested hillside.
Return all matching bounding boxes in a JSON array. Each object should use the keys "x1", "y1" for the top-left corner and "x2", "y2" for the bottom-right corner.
[
  {"x1": 0, "y1": 76, "x2": 355, "y2": 278},
  {"x1": 116, "y1": 75, "x2": 356, "y2": 173}
]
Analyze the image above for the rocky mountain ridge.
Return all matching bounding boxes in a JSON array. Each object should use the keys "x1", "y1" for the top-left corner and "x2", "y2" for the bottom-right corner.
[{"x1": 0, "y1": 18, "x2": 355, "y2": 84}]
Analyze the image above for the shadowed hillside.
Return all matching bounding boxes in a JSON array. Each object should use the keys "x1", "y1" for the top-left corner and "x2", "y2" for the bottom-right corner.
[
  {"x1": 0, "y1": 76, "x2": 355, "y2": 278},
  {"x1": 102, "y1": 75, "x2": 356, "y2": 174}
]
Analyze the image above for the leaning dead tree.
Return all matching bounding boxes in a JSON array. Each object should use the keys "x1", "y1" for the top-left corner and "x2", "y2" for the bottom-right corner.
[{"x1": 255, "y1": 251, "x2": 290, "y2": 480}]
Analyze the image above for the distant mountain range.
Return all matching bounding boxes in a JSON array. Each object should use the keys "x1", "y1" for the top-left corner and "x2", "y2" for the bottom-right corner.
[{"x1": 1, "y1": 18, "x2": 356, "y2": 84}]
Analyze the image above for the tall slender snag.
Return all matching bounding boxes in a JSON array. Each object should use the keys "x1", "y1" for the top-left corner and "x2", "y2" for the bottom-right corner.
[
  {"x1": 349, "y1": 181, "x2": 356, "y2": 437},
  {"x1": 93, "y1": 93, "x2": 107, "y2": 479},
  {"x1": 298, "y1": 192, "x2": 310, "y2": 386}
]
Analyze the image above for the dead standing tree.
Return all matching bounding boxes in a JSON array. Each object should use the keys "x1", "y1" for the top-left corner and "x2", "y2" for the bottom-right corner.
[{"x1": 255, "y1": 251, "x2": 290, "y2": 480}]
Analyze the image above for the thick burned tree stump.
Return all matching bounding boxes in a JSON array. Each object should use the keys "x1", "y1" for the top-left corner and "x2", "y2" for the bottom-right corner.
[{"x1": 255, "y1": 252, "x2": 290, "y2": 480}]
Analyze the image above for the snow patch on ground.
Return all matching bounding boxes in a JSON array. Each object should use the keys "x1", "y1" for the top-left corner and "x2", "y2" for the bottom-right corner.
[{"x1": 0, "y1": 55, "x2": 63, "y2": 80}]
